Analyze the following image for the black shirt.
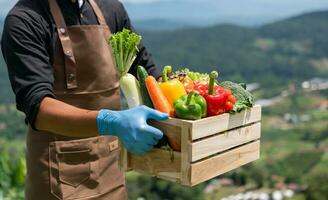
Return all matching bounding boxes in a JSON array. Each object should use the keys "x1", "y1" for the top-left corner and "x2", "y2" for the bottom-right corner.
[{"x1": 1, "y1": 0, "x2": 161, "y2": 128}]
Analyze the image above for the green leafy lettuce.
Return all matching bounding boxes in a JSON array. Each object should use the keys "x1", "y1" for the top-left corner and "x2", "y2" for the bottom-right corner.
[{"x1": 109, "y1": 28, "x2": 141, "y2": 77}]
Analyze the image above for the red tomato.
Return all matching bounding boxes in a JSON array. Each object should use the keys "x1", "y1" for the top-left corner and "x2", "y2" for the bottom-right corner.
[
  {"x1": 225, "y1": 101, "x2": 234, "y2": 111},
  {"x1": 227, "y1": 94, "x2": 236, "y2": 104}
]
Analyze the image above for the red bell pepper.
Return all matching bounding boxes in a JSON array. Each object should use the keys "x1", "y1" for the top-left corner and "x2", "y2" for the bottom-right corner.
[
  {"x1": 203, "y1": 71, "x2": 236, "y2": 116},
  {"x1": 193, "y1": 82, "x2": 208, "y2": 96}
]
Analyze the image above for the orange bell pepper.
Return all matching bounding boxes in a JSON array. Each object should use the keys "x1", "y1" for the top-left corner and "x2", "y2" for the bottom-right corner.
[
  {"x1": 181, "y1": 76, "x2": 194, "y2": 93},
  {"x1": 160, "y1": 66, "x2": 187, "y2": 107}
]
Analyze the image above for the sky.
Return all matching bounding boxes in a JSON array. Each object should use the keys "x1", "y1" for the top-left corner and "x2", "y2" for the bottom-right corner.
[
  {"x1": 122, "y1": 0, "x2": 328, "y2": 26},
  {"x1": 1, "y1": 0, "x2": 328, "y2": 26}
]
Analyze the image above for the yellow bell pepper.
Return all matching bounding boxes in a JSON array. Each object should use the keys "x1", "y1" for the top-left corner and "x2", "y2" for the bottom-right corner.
[{"x1": 160, "y1": 66, "x2": 187, "y2": 107}]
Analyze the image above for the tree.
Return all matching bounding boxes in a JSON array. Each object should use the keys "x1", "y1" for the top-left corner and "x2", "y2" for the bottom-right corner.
[
  {"x1": 304, "y1": 167, "x2": 328, "y2": 200},
  {"x1": 127, "y1": 175, "x2": 206, "y2": 200}
]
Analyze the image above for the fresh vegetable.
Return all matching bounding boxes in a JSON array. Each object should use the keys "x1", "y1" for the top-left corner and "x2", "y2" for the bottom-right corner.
[
  {"x1": 160, "y1": 66, "x2": 187, "y2": 107},
  {"x1": 109, "y1": 28, "x2": 143, "y2": 108},
  {"x1": 174, "y1": 91, "x2": 207, "y2": 120},
  {"x1": 181, "y1": 76, "x2": 194, "y2": 93},
  {"x1": 137, "y1": 66, "x2": 153, "y2": 108},
  {"x1": 146, "y1": 75, "x2": 177, "y2": 150},
  {"x1": 203, "y1": 71, "x2": 236, "y2": 116},
  {"x1": 193, "y1": 82, "x2": 209, "y2": 96},
  {"x1": 119, "y1": 74, "x2": 143, "y2": 108},
  {"x1": 175, "y1": 68, "x2": 209, "y2": 82},
  {"x1": 219, "y1": 81, "x2": 254, "y2": 113},
  {"x1": 170, "y1": 72, "x2": 195, "y2": 93},
  {"x1": 145, "y1": 76, "x2": 174, "y2": 117}
]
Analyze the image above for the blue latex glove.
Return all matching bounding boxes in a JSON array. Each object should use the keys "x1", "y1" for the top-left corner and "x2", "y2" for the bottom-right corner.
[{"x1": 97, "y1": 106, "x2": 169, "y2": 155}]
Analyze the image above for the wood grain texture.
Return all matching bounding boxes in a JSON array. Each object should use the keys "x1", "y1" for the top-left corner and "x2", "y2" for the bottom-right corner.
[
  {"x1": 150, "y1": 120, "x2": 182, "y2": 151},
  {"x1": 191, "y1": 105, "x2": 261, "y2": 140},
  {"x1": 129, "y1": 149, "x2": 181, "y2": 178},
  {"x1": 120, "y1": 143, "x2": 131, "y2": 172},
  {"x1": 191, "y1": 123, "x2": 261, "y2": 162},
  {"x1": 157, "y1": 172, "x2": 181, "y2": 183},
  {"x1": 190, "y1": 140, "x2": 260, "y2": 186},
  {"x1": 121, "y1": 106, "x2": 262, "y2": 186},
  {"x1": 180, "y1": 124, "x2": 192, "y2": 185}
]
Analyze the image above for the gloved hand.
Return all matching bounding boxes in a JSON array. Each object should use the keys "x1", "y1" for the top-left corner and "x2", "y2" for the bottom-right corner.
[{"x1": 97, "y1": 106, "x2": 169, "y2": 154}]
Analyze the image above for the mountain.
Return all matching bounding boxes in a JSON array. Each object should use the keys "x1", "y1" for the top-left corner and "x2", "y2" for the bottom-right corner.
[
  {"x1": 1, "y1": 10, "x2": 328, "y2": 103},
  {"x1": 260, "y1": 11, "x2": 328, "y2": 40},
  {"x1": 123, "y1": 0, "x2": 328, "y2": 29},
  {"x1": 133, "y1": 19, "x2": 193, "y2": 32},
  {"x1": 140, "y1": 10, "x2": 328, "y2": 85}
]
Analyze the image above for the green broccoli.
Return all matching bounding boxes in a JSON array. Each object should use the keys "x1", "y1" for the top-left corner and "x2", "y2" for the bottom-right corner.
[{"x1": 219, "y1": 81, "x2": 254, "y2": 113}]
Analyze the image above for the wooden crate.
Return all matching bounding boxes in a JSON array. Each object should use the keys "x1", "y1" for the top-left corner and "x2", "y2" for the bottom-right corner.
[{"x1": 122, "y1": 105, "x2": 262, "y2": 186}]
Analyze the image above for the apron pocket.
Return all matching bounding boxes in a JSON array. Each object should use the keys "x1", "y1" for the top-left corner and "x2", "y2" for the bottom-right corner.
[
  {"x1": 49, "y1": 137, "x2": 126, "y2": 200},
  {"x1": 49, "y1": 139, "x2": 96, "y2": 200},
  {"x1": 57, "y1": 149, "x2": 91, "y2": 187}
]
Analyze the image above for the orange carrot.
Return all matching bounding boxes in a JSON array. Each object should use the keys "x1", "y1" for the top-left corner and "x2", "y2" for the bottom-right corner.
[{"x1": 145, "y1": 76, "x2": 174, "y2": 117}]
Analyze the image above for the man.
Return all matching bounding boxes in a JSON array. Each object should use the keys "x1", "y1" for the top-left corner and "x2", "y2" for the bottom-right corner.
[{"x1": 1, "y1": 0, "x2": 168, "y2": 199}]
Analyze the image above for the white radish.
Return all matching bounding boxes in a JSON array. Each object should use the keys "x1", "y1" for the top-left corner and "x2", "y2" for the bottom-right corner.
[{"x1": 120, "y1": 73, "x2": 143, "y2": 108}]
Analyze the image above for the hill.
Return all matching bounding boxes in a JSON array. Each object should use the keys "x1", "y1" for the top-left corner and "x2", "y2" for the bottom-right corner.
[
  {"x1": 141, "y1": 10, "x2": 328, "y2": 85},
  {"x1": 0, "y1": 9, "x2": 328, "y2": 200},
  {"x1": 1, "y1": 10, "x2": 328, "y2": 103},
  {"x1": 260, "y1": 10, "x2": 328, "y2": 42},
  {"x1": 133, "y1": 19, "x2": 193, "y2": 32},
  {"x1": 124, "y1": 0, "x2": 328, "y2": 28}
]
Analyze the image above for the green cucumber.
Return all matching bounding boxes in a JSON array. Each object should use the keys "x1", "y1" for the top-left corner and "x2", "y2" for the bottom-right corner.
[{"x1": 137, "y1": 66, "x2": 154, "y2": 108}]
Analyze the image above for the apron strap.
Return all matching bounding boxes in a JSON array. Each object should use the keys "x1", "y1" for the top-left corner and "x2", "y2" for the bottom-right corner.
[
  {"x1": 48, "y1": 0, "x2": 78, "y2": 89},
  {"x1": 88, "y1": 0, "x2": 108, "y2": 27},
  {"x1": 48, "y1": 0, "x2": 112, "y2": 89}
]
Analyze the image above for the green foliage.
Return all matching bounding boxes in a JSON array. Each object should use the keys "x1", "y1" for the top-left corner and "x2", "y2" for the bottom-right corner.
[
  {"x1": 0, "y1": 140, "x2": 26, "y2": 200},
  {"x1": 286, "y1": 194, "x2": 306, "y2": 200},
  {"x1": 1, "y1": 10, "x2": 328, "y2": 200},
  {"x1": 175, "y1": 68, "x2": 209, "y2": 82},
  {"x1": 300, "y1": 124, "x2": 328, "y2": 146},
  {"x1": 127, "y1": 175, "x2": 205, "y2": 200},
  {"x1": 141, "y1": 11, "x2": 328, "y2": 86},
  {"x1": 304, "y1": 167, "x2": 328, "y2": 200},
  {"x1": 205, "y1": 187, "x2": 241, "y2": 200},
  {"x1": 269, "y1": 151, "x2": 323, "y2": 183},
  {"x1": 2, "y1": 11, "x2": 328, "y2": 104},
  {"x1": 0, "y1": 54, "x2": 14, "y2": 103},
  {"x1": 219, "y1": 81, "x2": 254, "y2": 112},
  {"x1": 0, "y1": 104, "x2": 26, "y2": 139},
  {"x1": 109, "y1": 28, "x2": 142, "y2": 77}
]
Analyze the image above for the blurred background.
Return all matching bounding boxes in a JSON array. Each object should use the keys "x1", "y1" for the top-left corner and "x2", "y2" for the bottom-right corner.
[{"x1": 1, "y1": 0, "x2": 328, "y2": 199}]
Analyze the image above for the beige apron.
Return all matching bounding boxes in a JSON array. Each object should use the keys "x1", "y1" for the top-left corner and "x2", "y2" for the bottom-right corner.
[{"x1": 25, "y1": 0, "x2": 127, "y2": 199}]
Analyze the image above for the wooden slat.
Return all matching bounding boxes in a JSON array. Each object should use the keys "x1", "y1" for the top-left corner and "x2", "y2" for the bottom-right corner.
[
  {"x1": 157, "y1": 172, "x2": 181, "y2": 182},
  {"x1": 191, "y1": 105, "x2": 261, "y2": 140},
  {"x1": 129, "y1": 149, "x2": 181, "y2": 178},
  {"x1": 190, "y1": 140, "x2": 260, "y2": 186},
  {"x1": 191, "y1": 123, "x2": 261, "y2": 162},
  {"x1": 159, "y1": 117, "x2": 185, "y2": 126},
  {"x1": 180, "y1": 124, "x2": 192, "y2": 185},
  {"x1": 150, "y1": 120, "x2": 182, "y2": 151},
  {"x1": 120, "y1": 145, "x2": 130, "y2": 172}
]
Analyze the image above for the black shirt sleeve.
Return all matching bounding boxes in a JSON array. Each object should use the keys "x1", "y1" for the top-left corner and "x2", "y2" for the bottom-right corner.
[
  {"x1": 0, "y1": 0, "x2": 161, "y2": 130},
  {"x1": 117, "y1": 2, "x2": 162, "y2": 79},
  {"x1": 1, "y1": 13, "x2": 55, "y2": 129}
]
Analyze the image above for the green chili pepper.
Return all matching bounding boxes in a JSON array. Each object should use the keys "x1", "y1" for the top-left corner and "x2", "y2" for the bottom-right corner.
[{"x1": 174, "y1": 90, "x2": 207, "y2": 120}]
